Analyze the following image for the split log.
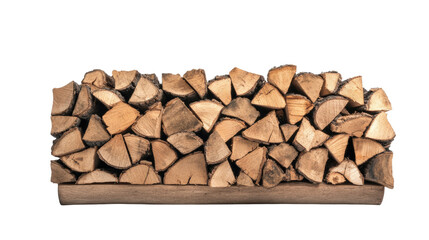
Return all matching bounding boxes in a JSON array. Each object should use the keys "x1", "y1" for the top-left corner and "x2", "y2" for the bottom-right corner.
[
  {"x1": 213, "y1": 118, "x2": 246, "y2": 142},
  {"x1": 152, "y1": 140, "x2": 178, "y2": 172},
  {"x1": 184, "y1": 69, "x2": 207, "y2": 99},
  {"x1": 132, "y1": 102, "x2": 163, "y2": 138},
  {"x1": 229, "y1": 67, "x2": 263, "y2": 96},
  {"x1": 337, "y1": 76, "x2": 364, "y2": 107},
  {"x1": 161, "y1": 98, "x2": 203, "y2": 136},
  {"x1": 285, "y1": 94, "x2": 313, "y2": 124},
  {"x1": 292, "y1": 73, "x2": 324, "y2": 102},
  {"x1": 236, "y1": 171, "x2": 255, "y2": 186},
  {"x1": 251, "y1": 83, "x2": 286, "y2": 109},
  {"x1": 267, "y1": 64, "x2": 296, "y2": 95},
  {"x1": 262, "y1": 159, "x2": 284, "y2": 188},
  {"x1": 112, "y1": 70, "x2": 140, "y2": 92},
  {"x1": 324, "y1": 134, "x2": 349, "y2": 163},
  {"x1": 365, "y1": 112, "x2": 395, "y2": 141},
  {"x1": 320, "y1": 71, "x2": 341, "y2": 96},
  {"x1": 268, "y1": 143, "x2": 298, "y2": 168},
  {"x1": 204, "y1": 131, "x2": 231, "y2": 165},
  {"x1": 280, "y1": 124, "x2": 299, "y2": 142},
  {"x1": 97, "y1": 134, "x2": 131, "y2": 169},
  {"x1": 221, "y1": 97, "x2": 260, "y2": 125},
  {"x1": 162, "y1": 73, "x2": 197, "y2": 100},
  {"x1": 208, "y1": 75, "x2": 232, "y2": 105},
  {"x1": 292, "y1": 118, "x2": 315, "y2": 152},
  {"x1": 328, "y1": 159, "x2": 364, "y2": 185},
  {"x1": 82, "y1": 114, "x2": 111, "y2": 146},
  {"x1": 312, "y1": 130, "x2": 329, "y2": 148},
  {"x1": 166, "y1": 131, "x2": 203, "y2": 155},
  {"x1": 119, "y1": 164, "x2": 161, "y2": 184},
  {"x1": 81, "y1": 69, "x2": 113, "y2": 89},
  {"x1": 129, "y1": 74, "x2": 163, "y2": 110},
  {"x1": 51, "y1": 81, "x2": 79, "y2": 115},
  {"x1": 140, "y1": 160, "x2": 153, "y2": 166},
  {"x1": 72, "y1": 85, "x2": 94, "y2": 119},
  {"x1": 208, "y1": 161, "x2": 236, "y2": 187},
  {"x1": 313, "y1": 96, "x2": 348, "y2": 129},
  {"x1": 190, "y1": 100, "x2": 224, "y2": 132},
  {"x1": 242, "y1": 111, "x2": 284, "y2": 144},
  {"x1": 364, "y1": 151, "x2": 394, "y2": 189},
  {"x1": 76, "y1": 169, "x2": 118, "y2": 184},
  {"x1": 92, "y1": 88, "x2": 125, "y2": 109},
  {"x1": 235, "y1": 147, "x2": 267, "y2": 183},
  {"x1": 163, "y1": 152, "x2": 208, "y2": 185},
  {"x1": 330, "y1": 113, "x2": 372, "y2": 137},
  {"x1": 51, "y1": 160, "x2": 76, "y2": 183},
  {"x1": 284, "y1": 165, "x2": 304, "y2": 182},
  {"x1": 60, "y1": 147, "x2": 99, "y2": 172},
  {"x1": 102, "y1": 102, "x2": 140, "y2": 135},
  {"x1": 363, "y1": 88, "x2": 392, "y2": 112},
  {"x1": 51, "y1": 127, "x2": 85, "y2": 157},
  {"x1": 353, "y1": 138, "x2": 385, "y2": 165},
  {"x1": 50, "y1": 116, "x2": 80, "y2": 137},
  {"x1": 295, "y1": 148, "x2": 329, "y2": 183},
  {"x1": 230, "y1": 136, "x2": 259, "y2": 161},
  {"x1": 123, "y1": 133, "x2": 150, "y2": 164},
  {"x1": 325, "y1": 172, "x2": 346, "y2": 185}
]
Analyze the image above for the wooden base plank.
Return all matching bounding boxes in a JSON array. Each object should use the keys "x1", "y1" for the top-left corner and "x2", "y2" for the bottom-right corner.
[{"x1": 58, "y1": 182, "x2": 384, "y2": 205}]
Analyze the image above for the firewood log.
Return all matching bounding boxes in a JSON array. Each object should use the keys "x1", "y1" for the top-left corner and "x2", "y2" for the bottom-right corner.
[
  {"x1": 208, "y1": 75, "x2": 232, "y2": 105},
  {"x1": 92, "y1": 88, "x2": 125, "y2": 109},
  {"x1": 325, "y1": 172, "x2": 346, "y2": 185},
  {"x1": 51, "y1": 127, "x2": 85, "y2": 157},
  {"x1": 123, "y1": 133, "x2": 150, "y2": 164},
  {"x1": 292, "y1": 118, "x2": 315, "y2": 152},
  {"x1": 51, "y1": 160, "x2": 76, "y2": 183},
  {"x1": 353, "y1": 138, "x2": 385, "y2": 165},
  {"x1": 76, "y1": 169, "x2": 118, "y2": 184},
  {"x1": 205, "y1": 131, "x2": 231, "y2": 165},
  {"x1": 292, "y1": 73, "x2": 324, "y2": 102},
  {"x1": 221, "y1": 97, "x2": 260, "y2": 125},
  {"x1": 60, "y1": 147, "x2": 99, "y2": 172},
  {"x1": 262, "y1": 159, "x2": 284, "y2": 188},
  {"x1": 364, "y1": 151, "x2": 394, "y2": 189},
  {"x1": 50, "y1": 116, "x2": 80, "y2": 137},
  {"x1": 82, "y1": 114, "x2": 111, "y2": 147},
  {"x1": 129, "y1": 74, "x2": 163, "y2": 110},
  {"x1": 119, "y1": 164, "x2": 161, "y2": 184},
  {"x1": 132, "y1": 102, "x2": 163, "y2": 138},
  {"x1": 267, "y1": 65, "x2": 296, "y2": 95},
  {"x1": 313, "y1": 96, "x2": 348, "y2": 129},
  {"x1": 97, "y1": 134, "x2": 131, "y2": 169},
  {"x1": 364, "y1": 112, "x2": 395, "y2": 141},
  {"x1": 161, "y1": 98, "x2": 203, "y2": 136},
  {"x1": 208, "y1": 161, "x2": 236, "y2": 187},
  {"x1": 162, "y1": 73, "x2": 198, "y2": 100},
  {"x1": 102, "y1": 102, "x2": 140, "y2": 135},
  {"x1": 280, "y1": 124, "x2": 298, "y2": 142},
  {"x1": 72, "y1": 85, "x2": 94, "y2": 119},
  {"x1": 330, "y1": 113, "x2": 372, "y2": 137},
  {"x1": 295, "y1": 148, "x2": 329, "y2": 183},
  {"x1": 163, "y1": 152, "x2": 208, "y2": 185},
  {"x1": 190, "y1": 99, "x2": 224, "y2": 132},
  {"x1": 285, "y1": 94, "x2": 313, "y2": 124},
  {"x1": 337, "y1": 76, "x2": 364, "y2": 107},
  {"x1": 363, "y1": 88, "x2": 392, "y2": 112},
  {"x1": 230, "y1": 136, "x2": 259, "y2": 161},
  {"x1": 213, "y1": 118, "x2": 246, "y2": 142},
  {"x1": 324, "y1": 134, "x2": 349, "y2": 163},
  {"x1": 327, "y1": 159, "x2": 364, "y2": 185},
  {"x1": 166, "y1": 131, "x2": 203, "y2": 155},
  {"x1": 236, "y1": 171, "x2": 255, "y2": 186},
  {"x1": 112, "y1": 70, "x2": 140, "y2": 93},
  {"x1": 312, "y1": 130, "x2": 329, "y2": 148},
  {"x1": 152, "y1": 140, "x2": 178, "y2": 172},
  {"x1": 51, "y1": 81, "x2": 79, "y2": 115},
  {"x1": 235, "y1": 147, "x2": 267, "y2": 183},
  {"x1": 320, "y1": 71, "x2": 341, "y2": 96},
  {"x1": 81, "y1": 69, "x2": 113, "y2": 89},
  {"x1": 251, "y1": 83, "x2": 286, "y2": 109},
  {"x1": 284, "y1": 165, "x2": 304, "y2": 182},
  {"x1": 229, "y1": 67, "x2": 264, "y2": 96},
  {"x1": 183, "y1": 69, "x2": 207, "y2": 99},
  {"x1": 268, "y1": 143, "x2": 298, "y2": 168},
  {"x1": 242, "y1": 111, "x2": 284, "y2": 144}
]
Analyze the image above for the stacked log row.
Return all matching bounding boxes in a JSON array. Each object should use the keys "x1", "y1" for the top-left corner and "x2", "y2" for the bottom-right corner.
[{"x1": 50, "y1": 66, "x2": 395, "y2": 189}]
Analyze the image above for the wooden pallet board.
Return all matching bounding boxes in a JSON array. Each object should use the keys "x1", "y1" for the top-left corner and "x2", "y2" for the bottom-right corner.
[{"x1": 58, "y1": 182, "x2": 384, "y2": 205}]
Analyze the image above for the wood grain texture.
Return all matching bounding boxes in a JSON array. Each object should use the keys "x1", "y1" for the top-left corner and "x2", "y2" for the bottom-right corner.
[{"x1": 58, "y1": 182, "x2": 384, "y2": 205}]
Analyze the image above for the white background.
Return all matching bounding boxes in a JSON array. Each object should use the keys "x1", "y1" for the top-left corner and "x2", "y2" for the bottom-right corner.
[{"x1": 1, "y1": 0, "x2": 428, "y2": 239}]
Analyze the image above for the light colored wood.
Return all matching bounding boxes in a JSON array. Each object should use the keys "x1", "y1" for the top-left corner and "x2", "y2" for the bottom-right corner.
[
  {"x1": 76, "y1": 169, "x2": 118, "y2": 184},
  {"x1": 328, "y1": 159, "x2": 364, "y2": 185},
  {"x1": 284, "y1": 165, "x2": 304, "y2": 182},
  {"x1": 292, "y1": 73, "x2": 324, "y2": 102},
  {"x1": 112, "y1": 70, "x2": 139, "y2": 92},
  {"x1": 205, "y1": 131, "x2": 231, "y2": 165},
  {"x1": 161, "y1": 98, "x2": 203, "y2": 136},
  {"x1": 353, "y1": 138, "x2": 385, "y2": 165},
  {"x1": 190, "y1": 99, "x2": 224, "y2": 132},
  {"x1": 163, "y1": 152, "x2": 208, "y2": 185},
  {"x1": 236, "y1": 171, "x2": 255, "y2": 186},
  {"x1": 209, "y1": 161, "x2": 236, "y2": 187},
  {"x1": 229, "y1": 67, "x2": 263, "y2": 96},
  {"x1": 123, "y1": 133, "x2": 150, "y2": 164},
  {"x1": 102, "y1": 102, "x2": 140, "y2": 135},
  {"x1": 60, "y1": 147, "x2": 99, "y2": 172},
  {"x1": 364, "y1": 151, "x2": 394, "y2": 189},
  {"x1": 119, "y1": 164, "x2": 161, "y2": 184},
  {"x1": 213, "y1": 118, "x2": 246, "y2": 142},
  {"x1": 208, "y1": 75, "x2": 232, "y2": 105},
  {"x1": 162, "y1": 73, "x2": 197, "y2": 100},
  {"x1": 242, "y1": 111, "x2": 284, "y2": 144},
  {"x1": 72, "y1": 85, "x2": 94, "y2": 119},
  {"x1": 364, "y1": 88, "x2": 392, "y2": 112},
  {"x1": 292, "y1": 118, "x2": 315, "y2": 152},
  {"x1": 268, "y1": 143, "x2": 298, "y2": 168},
  {"x1": 324, "y1": 134, "x2": 349, "y2": 163},
  {"x1": 83, "y1": 114, "x2": 111, "y2": 147},
  {"x1": 51, "y1": 160, "x2": 76, "y2": 183},
  {"x1": 97, "y1": 134, "x2": 131, "y2": 169},
  {"x1": 184, "y1": 69, "x2": 207, "y2": 98},
  {"x1": 312, "y1": 130, "x2": 329, "y2": 148},
  {"x1": 251, "y1": 83, "x2": 286, "y2": 109},
  {"x1": 280, "y1": 124, "x2": 298, "y2": 142},
  {"x1": 51, "y1": 81, "x2": 79, "y2": 115},
  {"x1": 325, "y1": 172, "x2": 346, "y2": 185},
  {"x1": 58, "y1": 182, "x2": 385, "y2": 204},
  {"x1": 51, "y1": 116, "x2": 80, "y2": 137},
  {"x1": 337, "y1": 76, "x2": 364, "y2": 107},
  {"x1": 82, "y1": 69, "x2": 113, "y2": 88},
  {"x1": 365, "y1": 112, "x2": 395, "y2": 141},
  {"x1": 320, "y1": 71, "x2": 341, "y2": 96},
  {"x1": 285, "y1": 94, "x2": 313, "y2": 124},
  {"x1": 313, "y1": 96, "x2": 348, "y2": 129},
  {"x1": 221, "y1": 97, "x2": 260, "y2": 125},
  {"x1": 330, "y1": 113, "x2": 372, "y2": 137},
  {"x1": 51, "y1": 127, "x2": 85, "y2": 157},
  {"x1": 230, "y1": 136, "x2": 259, "y2": 161},
  {"x1": 92, "y1": 88, "x2": 124, "y2": 109},
  {"x1": 267, "y1": 65, "x2": 296, "y2": 95},
  {"x1": 129, "y1": 74, "x2": 163, "y2": 110},
  {"x1": 295, "y1": 148, "x2": 329, "y2": 183},
  {"x1": 236, "y1": 147, "x2": 267, "y2": 183},
  {"x1": 151, "y1": 140, "x2": 178, "y2": 172},
  {"x1": 262, "y1": 159, "x2": 284, "y2": 188},
  {"x1": 166, "y1": 132, "x2": 203, "y2": 155},
  {"x1": 132, "y1": 102, "x2": 163, "y2": 138}
]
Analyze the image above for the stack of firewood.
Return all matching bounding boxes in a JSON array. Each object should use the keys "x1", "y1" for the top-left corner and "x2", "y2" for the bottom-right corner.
[{"x1": 50, "y1": 65, "x2": 395, "y2": 189}]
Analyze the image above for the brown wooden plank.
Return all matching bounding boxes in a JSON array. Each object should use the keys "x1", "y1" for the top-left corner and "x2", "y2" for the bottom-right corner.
[{"x1": 58, "y1": 182, "x2": 384, "y2": 205}]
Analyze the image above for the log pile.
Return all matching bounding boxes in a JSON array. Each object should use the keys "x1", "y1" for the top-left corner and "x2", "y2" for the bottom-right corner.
[{"x1": 50, "y1": 66, "x2": 395, "y2": 189}]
